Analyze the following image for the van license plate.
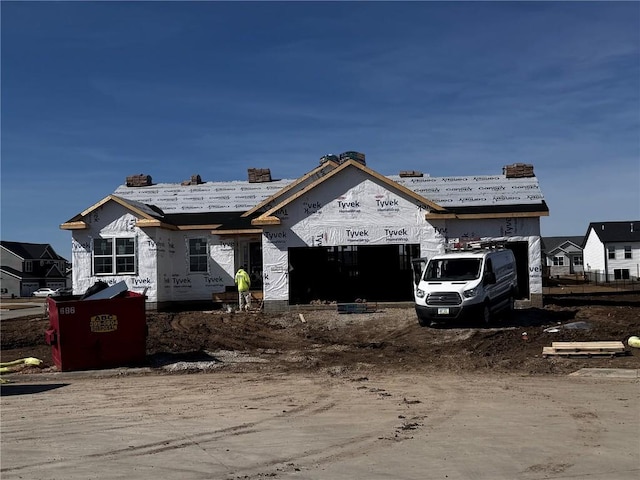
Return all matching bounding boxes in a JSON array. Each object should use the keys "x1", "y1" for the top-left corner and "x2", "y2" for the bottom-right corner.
[{"x1": 437, "y1": 308, "x2": 449, "y2": 315}]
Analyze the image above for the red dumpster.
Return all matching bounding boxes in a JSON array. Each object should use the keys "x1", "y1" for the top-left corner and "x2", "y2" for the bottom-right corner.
[{"x1": 45, "y1": 291, "x2": 147, "y2": 371}]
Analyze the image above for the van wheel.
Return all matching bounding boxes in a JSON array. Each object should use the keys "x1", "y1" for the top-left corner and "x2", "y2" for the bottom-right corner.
[{"x1": 482, "y1": 303, "x2": 492, "y2": 326}]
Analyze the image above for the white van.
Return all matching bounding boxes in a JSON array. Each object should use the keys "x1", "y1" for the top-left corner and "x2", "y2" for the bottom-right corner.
[{"x1": 413, "y1": 247, "x2": 518, "y2": 326}]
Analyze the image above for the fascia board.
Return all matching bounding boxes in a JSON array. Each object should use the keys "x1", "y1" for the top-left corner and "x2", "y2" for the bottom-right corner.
[
  {"x1": 0, "y1": 268, "x2": 22, "y2": 280},
  {"x1": 135, "y1": 219, "x2": 179, "y2": 230},
  {"x1": 212, "y1": 228, "x2": 265, "y2": 235},
  {"x1": 177, "y1": 224, "x2": 223, "y2": 231},
  {"x1": 0, "y1": 246, "x2": 25, "y2": 261},
  {"x1": 426, "y1": 211, "x2": 550, "y2": 220},
  {"x1": 63, "y1": 195, "x2": 165, "y2": 230},
  {"x1": 109, "y1": 195, "x2": 161, "y2": 220},
  {"x1": 77, "y1": 195, "x2": 158, "y2": 220},
  {"x1": 60, "y1": 221, "x2": 89, "y2": 230},
  {"x1": 241, "y1": 161, "x2": 339, "y2": 218},
  {"x1": 255, "y1": 159, "x2": 446, "y2": 223},
  {"x1": 45, "y1": 264, "x2": 65, "y2": 277},
  {"x1": 558, "y1": 242, "x2": 582, "y2": 253},
  {"x1": 251, "y1": 216, "x2": 281, "y2": 226}
]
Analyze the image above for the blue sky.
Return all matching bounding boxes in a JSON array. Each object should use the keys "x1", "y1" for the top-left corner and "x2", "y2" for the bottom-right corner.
[{"x1": 2, "y1": 1, "x2": 639, "y2": 261}]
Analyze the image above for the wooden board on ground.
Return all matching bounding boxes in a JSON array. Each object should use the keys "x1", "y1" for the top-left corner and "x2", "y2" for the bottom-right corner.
[
  {"x1": 543, "y1": 341, "x2": 626, "y2": 358},
  {"x1": 212, "y1": 292, "x2": 238, "y2": 303},
  {"x1": 551, "y1": 341, "x2": 625, "y2": 351},
  {"x1": 212, "y1": 291, "x2": 263, "y2": 306}
]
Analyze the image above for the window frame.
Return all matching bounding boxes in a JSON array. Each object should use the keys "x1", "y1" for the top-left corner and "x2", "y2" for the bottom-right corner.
[
  {"x1": 553, "y1": 256, "x2": 564, "y2": 266},
  {"x1": 624, "y1": 246, "x2": 632, "y2": 259},
  {"x1": 607, "y1": 246, "x2": 616, "y2": 260},
  {"x1": 188, "y1": 237, "x2": 209, "y2": 273},
  {"x1": 614, "y1": 269, "x2": 630, "y2": 280},
  {"x1": 573, "y1": 255, "x2": 583, "y2": 266},
  {"x1": 92, "y1": 237, "x2": 137, "y2": 276}
]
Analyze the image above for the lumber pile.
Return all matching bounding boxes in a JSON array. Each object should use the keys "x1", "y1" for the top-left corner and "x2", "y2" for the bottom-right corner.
[{"x1": 542, "y1": 341, "x2": 626, "y2": 358}]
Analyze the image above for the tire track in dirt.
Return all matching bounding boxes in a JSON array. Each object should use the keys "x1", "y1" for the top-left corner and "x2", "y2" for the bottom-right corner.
[
  {"x1": 220, "y1": 375, "x2": 472, "y2": 479},
  {"x1": 2, "y1": 382, "x2": 342, "y2": 476}
]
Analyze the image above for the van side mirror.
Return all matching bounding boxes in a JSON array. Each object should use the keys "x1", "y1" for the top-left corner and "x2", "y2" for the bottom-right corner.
[
  {"x1": 411, "y1": 258, "x2": 427, "y2": 286},
  {"x1": 484, "y1": 272, "x2": 496, "y2": 285}
]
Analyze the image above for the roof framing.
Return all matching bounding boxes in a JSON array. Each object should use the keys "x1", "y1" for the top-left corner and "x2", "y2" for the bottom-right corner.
[
  {"x1": 60, "y1": 195, "x2": 177, "y2": 231},
  {"x1": 252, "y1": 160, "x2": 447, "y2": 226},
  {"x1": 241, "y1": 160, "x2": 339, "y2": 218}
]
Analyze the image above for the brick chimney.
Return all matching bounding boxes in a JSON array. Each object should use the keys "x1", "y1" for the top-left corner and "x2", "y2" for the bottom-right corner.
[
  {"x1": 248, "y1": 168, "x2": 272, "y2": 183},
  {"x1": 503, "y1": 163, "x2": 534, "y2": 178},
  {"x1": 126, "y1": 174, "x2": 152, "y2": 187}
]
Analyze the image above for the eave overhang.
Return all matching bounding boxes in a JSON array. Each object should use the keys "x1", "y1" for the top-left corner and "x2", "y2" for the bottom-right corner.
[
  {"x1": 425, "y1": 201, "x2": 550, "y2": 220},
  {"x1": 60, "y1": 195, "x2": 168, "y2": 231},
  {"x1": 60, "y1": 221, "x2": 89, "y2": 230}
]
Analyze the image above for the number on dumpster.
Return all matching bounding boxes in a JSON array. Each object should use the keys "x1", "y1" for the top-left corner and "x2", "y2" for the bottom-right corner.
[{"x1": 60, "y1": 307, "x2": 76, "y2": 315}]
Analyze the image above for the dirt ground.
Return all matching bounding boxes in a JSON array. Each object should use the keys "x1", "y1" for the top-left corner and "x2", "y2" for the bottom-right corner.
[{"x1": 2, "y1": 292, "x2": 639, "y2": 376}]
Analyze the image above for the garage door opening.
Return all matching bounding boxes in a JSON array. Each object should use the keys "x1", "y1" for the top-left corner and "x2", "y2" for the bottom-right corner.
[
  {"x1": 289, "y1": 244, "x2": 420, "y2": 305},
  {"x1": 504, "y1": 241, "x2": 530, "y2": 299}
]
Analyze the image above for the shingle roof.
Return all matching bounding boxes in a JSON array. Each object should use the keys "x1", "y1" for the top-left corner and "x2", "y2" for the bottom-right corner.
[
  {"x1": 113, "y1": 167, "x2": 548, "y2": 215},
  {"x1": 541, "y1": 236, "x2": 584, "y2": 253},
  {"x1": 585, "y1": 221, "x2": 640, "y2": 244},
  {"x1": 1, "y1": 241, "x2": 66, "y2": 261}
]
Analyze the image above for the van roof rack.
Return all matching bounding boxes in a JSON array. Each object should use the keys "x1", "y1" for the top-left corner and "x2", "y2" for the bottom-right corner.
[{"x1": 446, "y1": 238, "x2": 507, "y2": 251}]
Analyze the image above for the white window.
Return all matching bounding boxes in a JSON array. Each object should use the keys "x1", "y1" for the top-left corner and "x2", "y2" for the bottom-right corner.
[
  {"x1": 189, "y1": 238, "x2": 208, "y2": 273},
  {"x1": 608, "y1": 246, "x2": 616, "y2": 260},
  {"x1": 553, "y1": 256, "x2": 564, "y2": 266},
  {"x1": 25, "y1": 261, "x2": 33, "y2": 272},
  {"x1": 624, "y1": 246, "x2": 632, "y2": 259},
  {"x1": 93, "y1": 238, "x2": 136, "y2": 275},
  {"x1": 574, "y1": 255, "x2": 583, "y2": 266}
]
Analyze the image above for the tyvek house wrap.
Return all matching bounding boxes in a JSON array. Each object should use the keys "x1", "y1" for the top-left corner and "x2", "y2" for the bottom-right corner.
[
  {"x1": 113, "y1": 179, "x2": 295, "y2": 213},
  {"x1": 101, "y1": 165, "x2": 545, "y2": 304},
  {"x1": 71, "y1": 204, "x2": 158, "y2": 299},
  {"x1": 71, "y1": 201, "x2": 238, "y2": 303},
  {"x1": 261, "y1": 169, "x2": 442, "y2": 302},
  {"x1": 261, "y1": 168, "x2": 544, "y2": 302}
]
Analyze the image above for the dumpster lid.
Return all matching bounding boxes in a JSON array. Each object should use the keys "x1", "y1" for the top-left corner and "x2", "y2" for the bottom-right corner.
[{"x1": 83, "y1": 280, "x2": 128, "y2": 300}]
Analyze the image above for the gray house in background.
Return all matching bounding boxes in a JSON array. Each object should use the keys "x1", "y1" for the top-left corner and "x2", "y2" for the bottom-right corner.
[
  {"x1": 541, "y1": 236, "x2": 584, "y2": 277},
  {"x1": 0, "y1": 241, "x2": 70, "y2": 297},
  {"x1": 582, "y1": 221, "x2": 640, "y2": 281}
]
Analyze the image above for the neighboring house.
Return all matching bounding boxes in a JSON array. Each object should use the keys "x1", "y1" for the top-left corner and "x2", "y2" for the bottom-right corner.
[
  {"x1": 541, "y1": 236, "x2": 584, "y2": 277},
  {"x1": 0, "y1": 241, "x2": 70, "y2": 297},
  {"x1": 61, "y1": 157, "x2": 550, "y2": 311},
  {"x1": 582, "y1": 221, "x2": 640, "y2": 281}
]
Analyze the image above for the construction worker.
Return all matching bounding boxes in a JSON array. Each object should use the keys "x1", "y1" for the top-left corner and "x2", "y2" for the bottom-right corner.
[{"x1": 234, "y1": 265, "x2": 251, "y2": 311}]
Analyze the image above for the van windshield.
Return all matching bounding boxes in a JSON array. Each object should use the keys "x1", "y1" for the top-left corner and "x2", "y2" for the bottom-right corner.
[{"x1": 424, "y1": 258, "x2": 482, "y2": 281}]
